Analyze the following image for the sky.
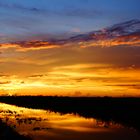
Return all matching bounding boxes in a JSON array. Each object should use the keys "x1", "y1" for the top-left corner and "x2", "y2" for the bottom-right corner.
[
  {"x1": 0, "y1": 0, "x2": 140, "y2": 96},
  {"x1": 0, "y1": 0, "x2": 140, "y2": 42}
]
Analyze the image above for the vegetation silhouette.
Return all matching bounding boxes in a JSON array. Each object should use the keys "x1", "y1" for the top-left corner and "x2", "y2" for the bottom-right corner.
[
  {"x1": 0, "y1": 96, "x2": 140, "y2": 132},
  {"x1": 0, "y1": 119, "x2": 31, "y2": 140}
]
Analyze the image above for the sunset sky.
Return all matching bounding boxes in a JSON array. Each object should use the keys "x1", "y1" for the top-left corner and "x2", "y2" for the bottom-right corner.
[{"x1": 0, "y1": 0, "x2": 140, "y2": 96}]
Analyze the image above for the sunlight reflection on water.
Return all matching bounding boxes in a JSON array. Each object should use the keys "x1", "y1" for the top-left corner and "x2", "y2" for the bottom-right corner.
[{"x1": 0, "y1": 102, "x2": 140, "y2": 140}]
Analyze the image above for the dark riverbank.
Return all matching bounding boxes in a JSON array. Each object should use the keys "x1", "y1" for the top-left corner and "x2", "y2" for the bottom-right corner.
[
  {"x1": 0, "y1": 96, "x2": 140, "y2": 132},
  {"x1": 0, "y1": 119, "x2": 31, "y2": 140}
]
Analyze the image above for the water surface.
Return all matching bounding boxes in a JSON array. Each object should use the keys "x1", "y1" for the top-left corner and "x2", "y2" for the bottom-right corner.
[{"x1": 0, "y1": 102, "x2": 139, "y2": 140}]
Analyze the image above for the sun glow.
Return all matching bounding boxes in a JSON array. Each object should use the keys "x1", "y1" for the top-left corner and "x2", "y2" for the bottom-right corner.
[{"x1": 0, "y1": 33, "x2": 140, "y2": 97}]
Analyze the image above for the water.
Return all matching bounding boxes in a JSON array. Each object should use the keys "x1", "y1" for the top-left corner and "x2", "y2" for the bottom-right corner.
[{"x1": 0, "y1": 102, "x2": 140, "y2": 140}]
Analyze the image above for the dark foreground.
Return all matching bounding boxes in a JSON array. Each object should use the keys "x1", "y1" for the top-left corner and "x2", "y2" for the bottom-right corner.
[
  {"x1": 0, "y1": 119, "x2": 31, "y2": 140},
  {"x1": 0, "y1": 96, "x2": 140, "y2": 132}
]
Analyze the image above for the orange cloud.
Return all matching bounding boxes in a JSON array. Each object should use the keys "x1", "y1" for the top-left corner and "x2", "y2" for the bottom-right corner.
[
  {"x1": 0, "y1": 34, "x2": 140, "y2": 96},
  {"x1": 80, "y1": 34, "x2": 140, "y2": 48}
]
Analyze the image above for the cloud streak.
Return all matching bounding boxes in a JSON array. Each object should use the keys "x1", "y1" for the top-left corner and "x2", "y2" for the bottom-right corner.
[{"x1": 0, "y1": 36, "x2": 140, "y2": 96}]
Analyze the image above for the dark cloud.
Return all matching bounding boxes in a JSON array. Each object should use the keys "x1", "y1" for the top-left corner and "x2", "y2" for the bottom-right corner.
[
  {"x1": 72, "y1": 76, "x2": 138, "y2": 83},
  {"x1": 0, "y1": 81, "x2": 11, "y2": 84},
  {"x1": 28, "y1": 74, "x2": 44, "y2": 78},
  {"x1": 0, "y1": 74, "x2": 9, "y2": 77},
  {"x1": 17, "y1": 41, "x2": 53, "y2": 48},
  {"x1": 106, "y1": 84, "x2": 140, "y2": 89}
]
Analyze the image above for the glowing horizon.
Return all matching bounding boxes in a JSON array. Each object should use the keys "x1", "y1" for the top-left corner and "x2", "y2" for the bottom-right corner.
[{"x1": 0, "y1": 38, "x2": 140, "y2": 97}]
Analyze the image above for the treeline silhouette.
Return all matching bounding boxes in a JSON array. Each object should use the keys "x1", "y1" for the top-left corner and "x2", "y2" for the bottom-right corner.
[{"x1": 0, "y1": 96, "x2": 140, "y2": 131}]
